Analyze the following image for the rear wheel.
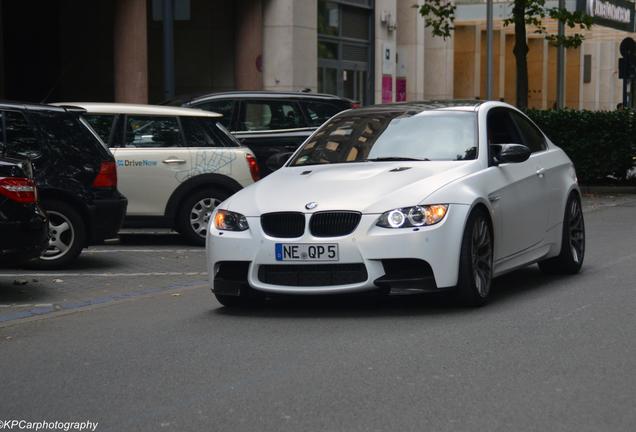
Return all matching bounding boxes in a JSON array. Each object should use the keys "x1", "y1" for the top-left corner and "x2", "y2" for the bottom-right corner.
[
  {"x1": 31, "y1": 200, "x2": 86, "y2": 269},
  {"x1": 538, "y1": 193, "x2": 585, "y2": 275},
  {"x1": 178, "y1": 188, "x2": 228, "y2": 246},
  {"x1": 454, "y1": 209, "x2": 493, "y2": 307}
]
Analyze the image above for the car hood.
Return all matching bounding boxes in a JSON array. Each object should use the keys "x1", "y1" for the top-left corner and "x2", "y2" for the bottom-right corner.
[{"x1": 224, "y1": 161, "x2": 479, "y2": 215}]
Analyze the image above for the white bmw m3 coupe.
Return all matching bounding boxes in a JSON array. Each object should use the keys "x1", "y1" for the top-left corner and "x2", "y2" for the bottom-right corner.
[{"x1": 206, "y1": 100, "x2": 585, "y2": 307}]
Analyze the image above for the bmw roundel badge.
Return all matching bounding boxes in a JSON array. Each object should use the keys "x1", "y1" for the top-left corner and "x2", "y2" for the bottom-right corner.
[{"x1": 305, "y1": 202, "x2": 318, "y2": 210}]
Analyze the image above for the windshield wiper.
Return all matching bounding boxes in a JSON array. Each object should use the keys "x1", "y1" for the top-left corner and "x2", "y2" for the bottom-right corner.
[{"x1": 364, "y1": 157, "x2": 430, "y2": 162}]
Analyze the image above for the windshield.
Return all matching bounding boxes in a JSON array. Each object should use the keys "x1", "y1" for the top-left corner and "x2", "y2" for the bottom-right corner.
[{"x1": 289, "y1": 110, "x2": 478, "y2": 166}]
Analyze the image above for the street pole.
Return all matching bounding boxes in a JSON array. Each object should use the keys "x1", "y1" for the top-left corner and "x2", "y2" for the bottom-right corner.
[
  {"x1": 486, "y1": 0, "x2": 494, "y2": 100},
  {"x1": 556, "y1": 0, "x2": 565, "y2": 108},
  {"x1": 163, "y1": 0, "x2": 175, "y2": 100}
]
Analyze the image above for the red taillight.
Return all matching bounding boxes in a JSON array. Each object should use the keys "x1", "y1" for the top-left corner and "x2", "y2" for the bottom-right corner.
[
  {"x1": 92, "y1": 161, "x2": 117, "y2": 188},
  {"x1": 351, "y1": 102, "x2": 361, "y2": 109},
  {"x1": 246, "y1": 154, "x2": 261, "y2": 181},
  {"x1": 0, "y1": 177, "x2": 38, "y2": 203}
]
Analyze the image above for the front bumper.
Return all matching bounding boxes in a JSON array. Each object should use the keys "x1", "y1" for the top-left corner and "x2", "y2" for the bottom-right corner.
[{"x1": 206, "y1": 204, "x2": 470, "y2": 295}]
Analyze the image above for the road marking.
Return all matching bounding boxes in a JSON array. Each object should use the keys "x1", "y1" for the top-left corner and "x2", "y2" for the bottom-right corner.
[
  {"x1": 84, "y1": 249, "x2": 204, "y2": 254},
  {"x1": 0, "y1": 271, "x2": 208, "y2": 278}
]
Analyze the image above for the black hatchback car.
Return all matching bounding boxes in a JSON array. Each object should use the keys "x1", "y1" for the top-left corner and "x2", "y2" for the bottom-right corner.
[
  {"x1": 0, "y1": 156, "x2": 48, "y2": 266},
  {"x1": 166, "y1": 91, "x2": 355, "y2": 175},
  {"x1": 0, "y1": 102, "x2": 127, "y2": 268}
]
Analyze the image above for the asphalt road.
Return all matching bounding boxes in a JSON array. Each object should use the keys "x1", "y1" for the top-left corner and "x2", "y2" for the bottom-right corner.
[{"x1": 1, "y1": 195, "x2": 635, "y2": 432}]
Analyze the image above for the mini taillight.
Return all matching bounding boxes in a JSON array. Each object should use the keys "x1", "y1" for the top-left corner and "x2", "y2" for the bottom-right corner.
[
  {"x1": 246, "y1": 154, "x2": 261, "y2": 181},
  {"x1": 92, "y1": 161, "x2": 117, "y2": 188},
  {"x1": 0, "y1": 177, "x2": 37, "y2": 203},
  {"x1": 351, "y1": 102, "x2": 361, "y2": 109}
]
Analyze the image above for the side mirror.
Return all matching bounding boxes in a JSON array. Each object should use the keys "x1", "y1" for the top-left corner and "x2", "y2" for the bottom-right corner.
[{"x1": 491, "y1": 143, "x2": 531, "y2": 165}]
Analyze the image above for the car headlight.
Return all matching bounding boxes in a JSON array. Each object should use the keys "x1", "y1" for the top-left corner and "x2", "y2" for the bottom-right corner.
[
  {"x1": 376, "y1": 205, "x2": 448, "y2": 228},
  {"x1": 213, "y1": 209, "x2": 249, "y2": 231}
]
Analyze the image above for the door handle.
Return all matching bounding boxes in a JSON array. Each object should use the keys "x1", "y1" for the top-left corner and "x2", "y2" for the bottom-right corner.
[
  {"x1": 162, "y1": 158, "x2": 186, "y2": 164},
  {"x1": 536, "y1": 168, "x2": 545, "y2": 178}
]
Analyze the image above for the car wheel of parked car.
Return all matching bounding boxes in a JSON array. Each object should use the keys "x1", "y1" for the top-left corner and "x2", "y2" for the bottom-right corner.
[
  {"x1": 538, "y1": 193, "x2": 585, "y2": 275},
  {"x1": 32, "y1": 201, "x2": 86, "y2": 269},
  {"x1": 454, "y1": 208, "x2": 493, "y2": 307},
  {"x1": 178, "y1": 188, "x2": 229, "y2": 246}
]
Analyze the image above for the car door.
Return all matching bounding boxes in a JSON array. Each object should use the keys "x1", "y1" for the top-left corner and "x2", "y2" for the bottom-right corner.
[
  {"x1": 508, "y1": 110, "x2": 561, "y2": 230},
  {"x1": 232, "y1": 99, "x2": 313, "y2": 175},
  {"x1": 110, "y1": 115, "x2": 191, "y2": 216},
  {"x1": 483, "y1": 107, "x2": 547, "y2": 261}
]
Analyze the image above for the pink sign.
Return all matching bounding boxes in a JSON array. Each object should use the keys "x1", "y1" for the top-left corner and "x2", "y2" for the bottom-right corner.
[
  {"x1": 382, "y1": 75, "x2": 393, "y2": 103},
  {"x1": 396, "y1": 77, "x2": 407, "y2": 102}
]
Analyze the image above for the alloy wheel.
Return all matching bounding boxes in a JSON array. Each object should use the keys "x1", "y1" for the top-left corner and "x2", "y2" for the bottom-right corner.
[
  {"x1": 42, "y1": 210, "x2": 75, "y2": 260},
  {"x1": 569, "y1": 198, "x2": 585, "y2": 264},
  {"x1": 190, "y1": 197, "x2": 221, "y2": 238},
  {"x1": 471, "y1": 217, "x2": 492, "y2": 298}
]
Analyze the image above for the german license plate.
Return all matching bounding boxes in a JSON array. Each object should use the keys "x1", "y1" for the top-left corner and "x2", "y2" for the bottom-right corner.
[{"x1": 275, "y1": 243, "x2": 339, "y2": 261}]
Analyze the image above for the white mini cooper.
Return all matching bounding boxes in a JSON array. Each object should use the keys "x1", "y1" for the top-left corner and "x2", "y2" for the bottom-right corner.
[
  {"x1": 55, "y1": 103, "x2": 260, "y2": 245},
  {"x1": 207, "y1": 101, "x2": 585, "y2": 306}
]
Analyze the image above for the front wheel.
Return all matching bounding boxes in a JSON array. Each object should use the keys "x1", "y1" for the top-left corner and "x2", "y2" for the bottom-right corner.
[
  {"x1": 454, "y1": 209, "x2": 494, "y2": 307},
  {"x1": 538, "y1": 193, "x2": 585, "y2": 275},
  {"x1": 178, "y1": 188, "x2": 229, "y2": 246}
]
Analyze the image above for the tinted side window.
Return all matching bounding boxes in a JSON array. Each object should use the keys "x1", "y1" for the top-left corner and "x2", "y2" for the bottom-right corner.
[
  {"x1": 195, "y1": 100, "x2": 234, "y2": 128},
  {"x1": 181, "y1": 117, "x2": 225, "y2": 147},
  {"x1": 125, "y1": 116, "x2": 182, "y2": 148},
  {"x1": 4, "y1": 111, "x2": 42, "y2": 159},
  {"x1": 238, "y1": 101, "x2": 304, "y2": 131},
  {"x1": 510, "y1": 111, "x2": 546, "y2": 153},
  {"x1": 302, "y1": 101, "x2": 347, "y2": 127},
  {"x1": 84, "y1": 114, "x2": 115, "y2": 143},
  {"x1": 0, "y1": 112, "x2": 4, "y2": 153},
  {"x1": 33, "y1": 111, "x2": 110, "y2": 162},
  {"x1": 486, "y1": 108, "x2": 522, "y2": 145}
]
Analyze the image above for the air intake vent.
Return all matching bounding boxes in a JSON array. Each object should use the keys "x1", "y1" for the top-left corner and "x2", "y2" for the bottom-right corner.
[
  {"x1": 261, "y1": 212, "x2": 305, "y2": 238},
  {"x1": 258, "y1": 264, "x2": 368, "y2": 286},
  {"x1": 309, "y1": 211, "x2": 361, "y2": 237}
]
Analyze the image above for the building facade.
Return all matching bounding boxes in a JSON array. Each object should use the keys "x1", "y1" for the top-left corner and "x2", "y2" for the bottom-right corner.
[{"x1": 0, "y1": 0, "x2": 631, "y2": 109}]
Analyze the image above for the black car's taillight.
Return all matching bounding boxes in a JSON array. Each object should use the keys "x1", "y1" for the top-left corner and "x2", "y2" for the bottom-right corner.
[
  {"x1": 0, "y1": 177, "x2": 38, "y2": 203},
  {"x1": 92, "y1": 161, "x2": 117, "y2": 188}
]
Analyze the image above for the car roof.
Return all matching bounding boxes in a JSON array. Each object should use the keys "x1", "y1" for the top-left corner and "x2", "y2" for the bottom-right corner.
[
  {"x1": 349, "y1": 100, "x2": 485, "y2": 114},
  {"x1": 0, "y1": 99, "x2": 73, "y2": 114},
  {"x1": 51, "y1": 102, "x2": 222, "y2": 118},
  {"x1": 168, "y1": 90, "x2": 353, "y2": 105}
]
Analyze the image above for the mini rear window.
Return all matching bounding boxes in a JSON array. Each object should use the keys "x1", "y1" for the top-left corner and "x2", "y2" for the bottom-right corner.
[{"x1": 84, "y1": 114, "x2": 116, "y2": 143}]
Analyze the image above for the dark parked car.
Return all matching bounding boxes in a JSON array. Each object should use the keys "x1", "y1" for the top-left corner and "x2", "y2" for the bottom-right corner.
[
  {"x1": 0, "y1": 102, "x2": 127, "y2": 268},
  {"x1": 165, "y1": 91, "x2": 356, "y2": 175},
  {"x1": 0, "y1": 156, "x2": 48, "y2": 266}
]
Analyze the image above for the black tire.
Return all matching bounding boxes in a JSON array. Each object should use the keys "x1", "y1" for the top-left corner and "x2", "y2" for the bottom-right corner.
[
  {"x1": 177, "y1": 187, "x2": 229, "y2": 246},
  {"x1": 30, "y1": 200, "x2": 86, "y2": 270},
  {"x1": 454, "y1": 208, "x2": 494, "y2": 307},
  {"x1": 538, "y1": 193, "x2": 585, "y2": 275}
]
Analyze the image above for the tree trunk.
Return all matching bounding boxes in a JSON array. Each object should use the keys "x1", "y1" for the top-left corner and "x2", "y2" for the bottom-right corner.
[{"x1": 512, "y1": 0, "x2": 529, "y2": 108}]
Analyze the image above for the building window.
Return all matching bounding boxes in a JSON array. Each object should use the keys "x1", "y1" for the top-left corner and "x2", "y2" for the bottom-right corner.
[{"x1": 317, "y1": 0, "x2": 373, "y2": 106}]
